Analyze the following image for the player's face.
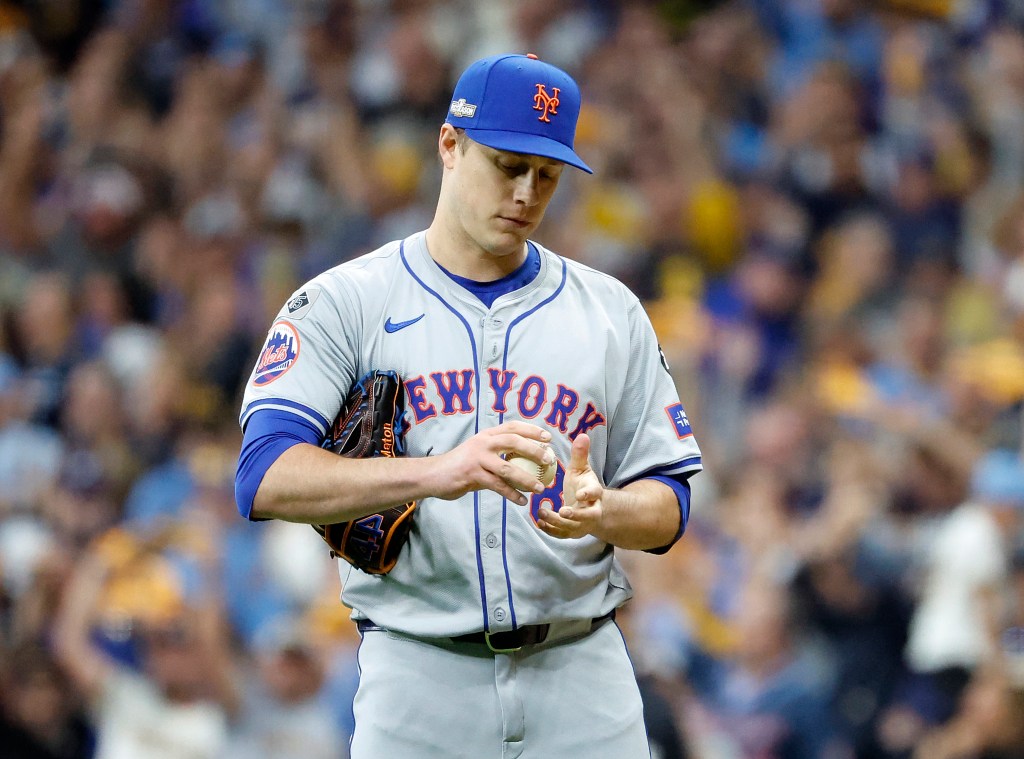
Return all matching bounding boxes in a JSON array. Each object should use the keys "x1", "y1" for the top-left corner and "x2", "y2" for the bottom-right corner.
[{"x1": 447, "y1": 131, "x2": 565, "y2": 260}]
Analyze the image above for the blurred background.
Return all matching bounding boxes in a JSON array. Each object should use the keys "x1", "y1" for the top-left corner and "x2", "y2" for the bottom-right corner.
[{"x1": 0, "y1": 0, "x2": 1023, "y2": 758}]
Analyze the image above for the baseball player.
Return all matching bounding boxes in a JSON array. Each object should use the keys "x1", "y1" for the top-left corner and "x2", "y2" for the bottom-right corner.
[{"x1": 235, "y1": 53, "x2": 702, "y2": 758}]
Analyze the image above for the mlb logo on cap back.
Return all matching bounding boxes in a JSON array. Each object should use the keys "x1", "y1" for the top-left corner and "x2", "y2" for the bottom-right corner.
[{"x1": 445, "y1": 53, "x2": 593, "y2": 173}]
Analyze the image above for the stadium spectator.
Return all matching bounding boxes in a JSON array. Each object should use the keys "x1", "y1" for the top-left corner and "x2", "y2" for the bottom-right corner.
[
  {"x1": 53, "y1": 527, "x2": 239, "y2": 759},
  {"x1": 224, "y1": 613, "x2": 348, "y2": 759}
]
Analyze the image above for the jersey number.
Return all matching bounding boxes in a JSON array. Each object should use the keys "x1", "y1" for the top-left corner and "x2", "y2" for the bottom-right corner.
[{"x1": 529, "y1": 464, "x2": 566, "y2": 523}]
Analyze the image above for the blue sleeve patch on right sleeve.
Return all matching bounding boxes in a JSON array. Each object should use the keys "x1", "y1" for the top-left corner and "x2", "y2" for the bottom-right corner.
[{"x1": 235, "y1": 408, "x2": 323, "y2": 520}]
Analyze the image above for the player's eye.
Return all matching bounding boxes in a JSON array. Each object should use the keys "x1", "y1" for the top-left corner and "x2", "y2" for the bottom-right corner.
[{"x1": 497, "y1": 159, "x2": 525, "y2": 176}]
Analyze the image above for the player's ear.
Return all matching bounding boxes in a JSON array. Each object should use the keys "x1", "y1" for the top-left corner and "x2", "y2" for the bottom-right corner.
[{"x1": 438, "y1": 124, "x2": 460, "y2": 169}]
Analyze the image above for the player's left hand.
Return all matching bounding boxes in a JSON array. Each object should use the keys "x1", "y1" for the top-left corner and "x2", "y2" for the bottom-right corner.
[{"x1": 535, "y1": 433, "x2": 604, "y2": 540}]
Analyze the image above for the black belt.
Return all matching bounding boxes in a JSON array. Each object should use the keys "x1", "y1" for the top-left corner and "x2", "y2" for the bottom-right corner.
[{"x1": 357, "y1": 610, "x2": 616, "y2": 653}]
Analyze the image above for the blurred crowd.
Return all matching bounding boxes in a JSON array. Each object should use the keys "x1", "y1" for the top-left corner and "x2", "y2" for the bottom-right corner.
[{"x1": 0, "y1": 0, "x2": 1023, "y2": 757}]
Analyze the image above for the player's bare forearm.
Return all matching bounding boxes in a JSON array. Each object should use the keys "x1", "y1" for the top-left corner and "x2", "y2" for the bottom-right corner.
[
  {"x1": 591, "y1": 479, "x2": 681, "y2": 550},
  {"x1": 252, "y1": 422, "x2": 555, "y2": 523},
  {"x1": 252, "y1": 443, "x2": 440, "y2": 523}
]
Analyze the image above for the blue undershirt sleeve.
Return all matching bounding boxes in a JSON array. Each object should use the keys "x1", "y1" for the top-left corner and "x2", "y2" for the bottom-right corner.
[
  {"x1": 636, "y1": 475, "x2": 691, "y2": 555},
  {"x1": 235, "y1": 408, "x2": 323, "y2": 520}
]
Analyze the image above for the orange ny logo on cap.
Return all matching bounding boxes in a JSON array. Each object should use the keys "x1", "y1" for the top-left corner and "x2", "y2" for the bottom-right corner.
[{"x1": 533, "y1": 84, "x2": 560, "y2": 123}]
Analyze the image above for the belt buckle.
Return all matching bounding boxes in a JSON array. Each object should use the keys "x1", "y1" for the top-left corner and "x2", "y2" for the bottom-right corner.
[{"x1": 483, "y1": 630, "x2": 522, "y2": 654}]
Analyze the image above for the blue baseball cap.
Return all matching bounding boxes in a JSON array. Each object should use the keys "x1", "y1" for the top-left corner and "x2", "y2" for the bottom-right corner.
[{"x1": 445, "y1": 53, "x2": 593, "y2": 174}]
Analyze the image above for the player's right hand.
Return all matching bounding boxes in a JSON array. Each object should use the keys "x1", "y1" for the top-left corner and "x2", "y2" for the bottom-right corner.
[{"x1": 428, "y1": 421, "x2": 555, "y2": 505}]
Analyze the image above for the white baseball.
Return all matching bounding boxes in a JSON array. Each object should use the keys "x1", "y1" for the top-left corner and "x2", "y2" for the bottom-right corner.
[{"x1": 506, "y1": 450, "x2": 557, "y2": 488}]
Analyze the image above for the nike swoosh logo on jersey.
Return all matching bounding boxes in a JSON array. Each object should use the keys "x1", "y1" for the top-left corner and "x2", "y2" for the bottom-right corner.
[{"x1": 384, "y1": 314, "x2": 425, "y2": 333}]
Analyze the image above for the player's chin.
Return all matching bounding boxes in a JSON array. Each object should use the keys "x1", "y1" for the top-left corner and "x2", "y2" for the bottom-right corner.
[{"x1": 487, "y1": 231, "x2": 530, "y2": 257}]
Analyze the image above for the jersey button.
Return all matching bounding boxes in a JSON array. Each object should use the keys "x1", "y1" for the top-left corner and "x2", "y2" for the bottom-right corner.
[
  {"x1": 484, "y1": 533, "x2": 499, "y2": 549},
  {"x1": 493, "y1": 607, "x2": 506, "y2": 622}
]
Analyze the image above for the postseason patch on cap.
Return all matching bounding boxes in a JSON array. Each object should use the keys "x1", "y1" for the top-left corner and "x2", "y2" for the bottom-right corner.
[
  {"x1": 449, "y1": 98, "x2": 477, "y2": 118},
  {"x1": 665, "y1": 403, "x2": 693, "y2": 440},
  {"x1": 253, "y1": 321, "x2": 300, "y2": 386}
]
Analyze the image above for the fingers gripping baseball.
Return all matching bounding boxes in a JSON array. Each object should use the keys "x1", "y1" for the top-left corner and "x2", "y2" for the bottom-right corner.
[
  {"x1": 536, "y1": 433, "x2": 604, "y2": 539},
  {"x1": 432, "y1": 422, "x2": 553, "y2": 505}
]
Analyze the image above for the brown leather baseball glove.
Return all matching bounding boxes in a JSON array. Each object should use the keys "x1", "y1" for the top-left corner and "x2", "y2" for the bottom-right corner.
[{"x1": 312, "y1": 370, "x2": 416, "y2": 574}]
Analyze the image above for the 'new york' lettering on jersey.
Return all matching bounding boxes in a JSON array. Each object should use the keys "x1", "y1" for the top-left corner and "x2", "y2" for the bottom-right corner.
[
  {"x1": 240, "y1": 231, "x2": 701, "y2": 639},
  {"x1": 402, "y1": 370, "x2": 609, "y2": 440}
]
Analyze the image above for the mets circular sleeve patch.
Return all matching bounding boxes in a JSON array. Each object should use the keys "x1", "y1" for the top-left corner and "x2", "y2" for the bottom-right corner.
[{"x1": 253, "y1": 320, "x2": 301, "y2": 386}]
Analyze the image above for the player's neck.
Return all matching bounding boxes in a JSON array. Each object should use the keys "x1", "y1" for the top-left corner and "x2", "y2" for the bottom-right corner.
[{"x1": 424, "y1": 221, "x2": 527, "y2": 283}]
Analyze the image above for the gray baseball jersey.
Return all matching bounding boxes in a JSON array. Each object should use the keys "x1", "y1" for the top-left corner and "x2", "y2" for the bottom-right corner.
[{"x1": 240, "y1": 231, "x2": 702, "y2": 637}]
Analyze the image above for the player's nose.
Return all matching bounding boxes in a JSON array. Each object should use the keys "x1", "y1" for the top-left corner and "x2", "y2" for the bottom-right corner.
[{"x1": 511, "y1": 171, "x2": 542, "y2": 206}]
